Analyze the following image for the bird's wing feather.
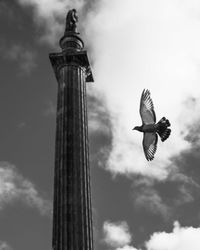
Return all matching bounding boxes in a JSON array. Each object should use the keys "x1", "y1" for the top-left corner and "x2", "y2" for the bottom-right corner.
[
  {"x1": 140, "y1": 89, "x2": 156, "y2": 124},
  {"x1": 142, "y1": 132, "x2": 158, "y2": 161}
]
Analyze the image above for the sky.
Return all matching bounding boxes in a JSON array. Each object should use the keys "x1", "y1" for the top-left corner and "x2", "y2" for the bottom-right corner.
[{"x1": 1, "y1": 0, "x2": 200, "y2": 249}]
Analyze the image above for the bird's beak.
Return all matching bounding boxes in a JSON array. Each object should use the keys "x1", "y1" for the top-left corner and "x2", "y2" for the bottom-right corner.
[{"x1": 132, "y1": 127, "x2": 136, "y2": 130}]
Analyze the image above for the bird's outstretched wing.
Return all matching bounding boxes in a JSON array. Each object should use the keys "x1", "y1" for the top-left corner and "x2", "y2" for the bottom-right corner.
[
  {"x1": 143, "y1": 132, "x2": 158, "y2": 161},
  {"x1": 140, "y1": 89, "x2": 156, "y2": 124}
]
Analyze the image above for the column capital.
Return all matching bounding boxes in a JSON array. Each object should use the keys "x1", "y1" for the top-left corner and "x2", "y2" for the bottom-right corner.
[{"x1": 49, "y1": 50, "x2": 94, "y2": 82}]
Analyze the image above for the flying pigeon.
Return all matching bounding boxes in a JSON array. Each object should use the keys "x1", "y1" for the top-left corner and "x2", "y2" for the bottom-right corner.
[{"x1": 133, "y1": 89, "x2": 171, "y2": 161}]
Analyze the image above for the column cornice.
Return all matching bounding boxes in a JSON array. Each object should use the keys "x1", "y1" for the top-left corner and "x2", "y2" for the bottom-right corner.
[{"x1": 49, "y1": 51, "x2": 94, "y2": 83}]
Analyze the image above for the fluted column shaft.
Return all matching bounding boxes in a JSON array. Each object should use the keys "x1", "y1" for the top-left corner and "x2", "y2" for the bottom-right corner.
[{"x1": 52, "y1": 62, "x2": 93, "y2": 250}]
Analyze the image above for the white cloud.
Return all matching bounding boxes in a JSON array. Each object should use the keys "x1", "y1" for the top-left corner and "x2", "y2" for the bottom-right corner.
[
  {"x1": 103, "y1": 220, "x2": 200, "y2": 250},
  {"x1": 103, "y1": 221, "x2": 132, "y2": 248},
  {"x1": 0, "y1": 162, "x2": 52, "y2": 216},
  {"x1": 0, "y1": 241, "x2": 12, "y2": 250},
  {"x1": 84, "y1": 0, "x2": 200, "y2": 179},
  {"x1": 17, "y1": 0, "x2": 86, "y2": 46},
  {"x1": 146, "y1": 221, "x2": 200, "y2": 250},
  {"x1": 116, "y1": 246, "x2": 138, "y2": 250}
]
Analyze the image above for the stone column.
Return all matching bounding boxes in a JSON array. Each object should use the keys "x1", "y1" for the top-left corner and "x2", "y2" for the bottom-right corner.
[{"x1": 49, "y1": 9, "x2": 94, "y2": 250}]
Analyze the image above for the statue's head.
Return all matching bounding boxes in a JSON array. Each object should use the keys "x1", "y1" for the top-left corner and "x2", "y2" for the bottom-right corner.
[
  {"x1": 65, "y1": 9, "x2": 78, "y2": 33},
  {"x1": 132, "y1": 126, "x2": 142, "y2": 132}
]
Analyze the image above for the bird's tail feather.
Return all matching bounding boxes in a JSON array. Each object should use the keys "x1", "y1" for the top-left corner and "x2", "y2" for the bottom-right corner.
[
  {"x1": 158, "y1": 128, "x2": 171, "y2": 142},
  {"x1": 157, "y1": 117, "x2": 171, "y2": 142}
]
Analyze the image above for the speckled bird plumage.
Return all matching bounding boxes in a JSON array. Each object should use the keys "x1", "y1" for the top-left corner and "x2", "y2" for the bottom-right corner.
[{"x1": 133, "y1": 89, "x2": 171, "y2": 161}]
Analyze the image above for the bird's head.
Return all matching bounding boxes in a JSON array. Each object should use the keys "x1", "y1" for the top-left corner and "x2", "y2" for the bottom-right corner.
[{"x1": 132, "y1": 126, "x2": 142, "y2": 132}]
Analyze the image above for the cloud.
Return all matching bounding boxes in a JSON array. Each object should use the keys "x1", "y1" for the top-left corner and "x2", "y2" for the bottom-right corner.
[
  {"x1": 0, "y1": 162, "x2": 52, "y2": 216},
  {"x1": 133, "y1": 186, "x2": 171, "y2": 220},
  {"x1": 88, "y1": 88, "x2": 112, "y2": 136},
  {"x1": 17, "y1": 122, "x2": 26, "y2": 129},
  {"x1": 103, "y1": 221, "x2": 132, "y2": 248},
  {"x1": 88, "y1": 87, "x2": 113, "y2": 169},
  {"x1": 16, "y1": 0, "x2": 86, "y2": 46},
  {"x1": 1, "y1": 43, "x2": 37, "y2": 75},
  {"x1": 116, "y1": 247, "x2": 138, "y2": 250},
  {"x1": 130, "y1": 170, "x2": 200, "y2": 221},
  {"x1": 131, "y1": 177, "x2": 172, "y2": 220},
  {"x1": 103, "y1": 220, "x2": 200, "y2": 250},
  {"x1": 146, "y1": 221, "x2": 200, "y2": 250},
  {"x1": 0, "y1": 241, "x2": 12, "y2": 250},
  {"x1": 82, "y1": 0, "x2": 200, "y2": 179}
]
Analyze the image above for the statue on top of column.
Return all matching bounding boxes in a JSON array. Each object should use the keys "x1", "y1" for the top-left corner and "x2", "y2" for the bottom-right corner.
[{"x1": 65, "y1": 9, "x2": 78, "y2": 33}]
